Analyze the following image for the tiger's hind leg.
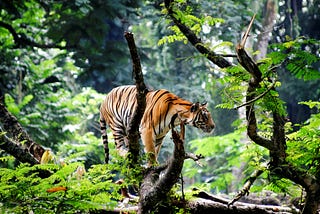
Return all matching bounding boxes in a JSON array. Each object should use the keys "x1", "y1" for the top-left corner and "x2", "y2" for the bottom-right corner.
[
  {"x1": 99, "y1": 113, "x2": 109, "y2": 164},
  {"x1": 154, "y1": 137, "x2": 165, "y2": 160},
  {"x1": 141, "y1": 128, "x2": 158, "y2": 166}
]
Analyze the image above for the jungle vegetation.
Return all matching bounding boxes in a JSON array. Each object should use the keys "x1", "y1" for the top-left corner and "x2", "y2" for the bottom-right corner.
[{"x1": 0, "y1": 0, "x2": 319, "y2": 213}]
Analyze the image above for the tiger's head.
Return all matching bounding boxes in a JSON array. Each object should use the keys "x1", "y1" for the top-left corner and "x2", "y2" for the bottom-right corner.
[{"x1": 183, "y1": 102, "x2": 215, "y2": 133}]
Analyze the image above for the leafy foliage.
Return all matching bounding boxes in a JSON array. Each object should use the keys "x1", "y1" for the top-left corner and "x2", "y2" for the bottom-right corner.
[
  {"x1": 0, "y1": 155, "x2": 145, "y2": 213},
  {"x1": 286, "y1": 101, "x2": 320, "y2": 178},
  {"x1": 0, "y1": 162, "x2": 121, "y2": 213},
  {"x1": 183, "y1": 131, "x2": 266, "y2": 193},
  {"x1": 1, "y1": 0, "x2": 320, "y2": 212},
  {"x1": 159, "y1": 1, "x2": 227, "y2": 50},
  {"x1": 269, "y1": 37, "x2": 320, "y2": 81}
]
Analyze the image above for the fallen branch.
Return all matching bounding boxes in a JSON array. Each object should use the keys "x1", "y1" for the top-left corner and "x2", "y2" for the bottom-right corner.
[
  {"x1": 184, "y1": 198, "x2": 299, "y2": 214},
  {"x1": 191, "y1": 189, "x2": 300, "y2": 213}
]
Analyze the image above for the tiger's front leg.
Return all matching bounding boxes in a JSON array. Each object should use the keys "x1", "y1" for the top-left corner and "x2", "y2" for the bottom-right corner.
[{"x1": 140, "y1": 128, "x2": 157, "y2": 166}]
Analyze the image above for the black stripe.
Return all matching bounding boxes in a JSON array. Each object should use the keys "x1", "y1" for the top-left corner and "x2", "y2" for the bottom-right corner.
[
  {"x1": 162, "y1": 104, "x2": 170, "y2": 133},
  {"x1": 153, "y1": 90, "x2": 170, "y2": 105}
]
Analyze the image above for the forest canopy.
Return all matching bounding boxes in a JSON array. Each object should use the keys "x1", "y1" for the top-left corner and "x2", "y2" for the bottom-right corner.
[{"x1": 0, "y1": 0, "x2": 320, "y2": 213}]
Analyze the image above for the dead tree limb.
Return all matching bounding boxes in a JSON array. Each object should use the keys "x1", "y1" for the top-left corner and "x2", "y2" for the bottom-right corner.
[
  {"x1": 0, "y1": 103, "x2": 44, "y2": 163},
  {"x1": 235, "y1": 16, "x2": 274, "y2": 151},
  {"x1": 184, "y1": 198, "x2": 299, "y2": 214},
  {"x1": 191, "y1": 189, "x2": 300, "y2": 213},
  {"x1": 124, "y1": 32, "x2": 148, "y2": 165}
]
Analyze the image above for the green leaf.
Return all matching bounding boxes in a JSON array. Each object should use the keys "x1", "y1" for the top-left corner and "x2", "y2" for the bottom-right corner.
[
  {"x1": 18, "y1": 94, "x2": 34, "y2": 109},
  {"x1": 4, "y1": 94, "x2": 20, "y2": 115}
]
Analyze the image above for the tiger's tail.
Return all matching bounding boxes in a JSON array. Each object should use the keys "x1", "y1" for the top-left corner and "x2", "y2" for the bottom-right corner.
[{"x1": 99, "y1": 112, "x2": 109, "y2": 164}]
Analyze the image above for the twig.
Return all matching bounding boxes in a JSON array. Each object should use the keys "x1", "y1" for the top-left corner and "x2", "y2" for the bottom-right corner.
[
  {"x1": 185, "y1": 152, "x2": 204, "y2": 167},
  {"x1": 240, "y1": 14, "x2": 256, "y2": 48},
  {"x1": 234, "y1": 80, "x2": 277, "y2": 110},
  {"x1": 228, "y1": 168, "x2": 265, "y2": 206}
]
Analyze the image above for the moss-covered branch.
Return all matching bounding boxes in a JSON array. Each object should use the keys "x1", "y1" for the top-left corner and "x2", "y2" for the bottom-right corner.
[{"x1": 0, "y1": 103, "x2": 44, "y2": 163}]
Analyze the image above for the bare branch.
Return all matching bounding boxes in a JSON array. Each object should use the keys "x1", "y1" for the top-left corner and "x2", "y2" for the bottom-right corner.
[
  {"x1": 240, "y1": 14, "x2": 256, "y2": 48},
  {"x1": 124, "y1": 32, "x2": 148, "y2": 165},
  {"x1": 235, "y1": 17, "x2": 273, "y2": 150},
  {"x1": 228, "y1": 168, "x2": 265, "y2": 206},
  {"x1": 234, "y1": 80, "x2": 277, "y2": 110},
  {"x1": 185, "y1": 152, "x2": 204, "y2": 167}
]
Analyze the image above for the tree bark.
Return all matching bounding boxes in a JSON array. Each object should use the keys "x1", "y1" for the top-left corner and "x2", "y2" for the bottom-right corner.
[
  {"x1": 0, "y1": 103, "x2": 44, "y2": 163},
  {"x1": 124, "y1": 32, "x2": 148, "y2": 166},
  {"x1": 236, "y1": 17, "x2": 320, "y2": 214},
  {"x1": 138, "y1": 119, "x2": 185, "y2": 213},
  {"x1": 254, "y1": 0, "x2": 277, "y2": 61},
  {"x1": 0, "y1": 128, "x2": 38, "y2": 165}
]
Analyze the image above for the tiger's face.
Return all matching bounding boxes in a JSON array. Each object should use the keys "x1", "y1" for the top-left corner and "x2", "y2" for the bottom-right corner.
[{"x1": 189, "y1": 102, "x2": 215, "y2": 133}]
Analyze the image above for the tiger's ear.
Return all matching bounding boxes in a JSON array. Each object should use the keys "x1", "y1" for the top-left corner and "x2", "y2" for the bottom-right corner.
[
  {"x1": 191, "y1": 102, "x2": 200, "y2": 112},
  {"x1": 201, "y1": 101, "x2": 207, "y2": 107}
]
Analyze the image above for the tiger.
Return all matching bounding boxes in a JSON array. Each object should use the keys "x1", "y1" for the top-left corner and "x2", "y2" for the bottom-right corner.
[{"x1": 99, "y1": 85, "x2": 215, "y2": 164}]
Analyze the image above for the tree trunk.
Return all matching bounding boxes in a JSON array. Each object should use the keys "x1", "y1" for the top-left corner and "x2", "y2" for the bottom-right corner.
[
  {"x1": 124, "y1": 32, "x2": 147, "y2": 166},
  {"x1": 302, "y1": 186, "x2": 320, "y2": 214},
  {"x1": 254, "y1": 0, "x2": 277, "y2": 61},
  {"x1": 138, "y1": 123, "x2": 185, "y2": 213}
]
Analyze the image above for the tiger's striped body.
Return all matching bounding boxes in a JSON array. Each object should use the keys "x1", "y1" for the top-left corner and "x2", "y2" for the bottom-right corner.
[{"x1": 100, "y1": 85, "x2": 215, "y2": 163}]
